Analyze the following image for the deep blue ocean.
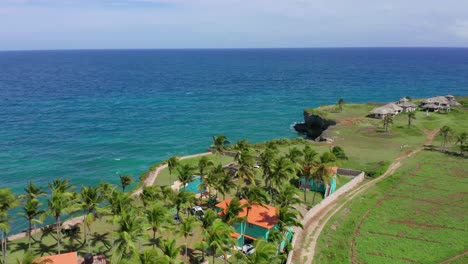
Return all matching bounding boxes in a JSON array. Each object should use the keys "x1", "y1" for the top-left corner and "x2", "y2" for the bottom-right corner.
[{"x1": 1, "y1": 48, "x2": 468, "y2": 232}]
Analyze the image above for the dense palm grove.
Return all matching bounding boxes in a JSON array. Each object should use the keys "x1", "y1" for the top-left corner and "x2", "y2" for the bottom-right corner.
[{"x1": 0, "y1": 136, "x2": 344, "y2": 264}]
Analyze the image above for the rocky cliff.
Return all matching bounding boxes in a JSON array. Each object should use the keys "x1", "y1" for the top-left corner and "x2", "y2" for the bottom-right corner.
[{"x1": 294, "y1": 110, "x2": 336, "y2": 140}]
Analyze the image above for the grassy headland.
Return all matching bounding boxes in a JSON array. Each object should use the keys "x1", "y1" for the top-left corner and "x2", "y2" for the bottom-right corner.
[{"x1": 3, "y1": 97, "x2": 467, "y2": 264}]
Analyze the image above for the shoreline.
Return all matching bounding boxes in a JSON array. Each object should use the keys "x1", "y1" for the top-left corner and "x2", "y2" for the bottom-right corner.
[{"x1": 8, "y1": 151, "x2": 212, "y2": 242}]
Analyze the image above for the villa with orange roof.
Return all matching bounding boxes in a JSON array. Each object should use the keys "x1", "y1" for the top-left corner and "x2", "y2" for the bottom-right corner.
[
  {"x1": 35, "y1": 251, "x2": 109, "y2": 264},
  {"x1": 215, "y1": 199, "x2": 293, "y2": 250}
]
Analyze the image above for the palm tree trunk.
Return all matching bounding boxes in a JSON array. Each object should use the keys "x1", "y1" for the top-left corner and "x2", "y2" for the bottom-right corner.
[
  {"x1": 87, "y1": 223, "x2": 92, "y2": 254},
  {"x1": 201, "y1": 239, "x2": 206, "y2": 262},
  {"x1": 304, "y1": 188, "x2": 307, "y2": 205},
  {"x1": 311, "y1": 191, "x2": 317, "y2": 207},
  {"x1": 56, "y1": 215, "x2": 61, "y2": 254},
  {"x1": 28, "y1": 220, "x2": 32, "y2": 250},
  {"x1": 83, "y1": 214, "x2": 88, "y2": 253},
  {"x1": 4, "y1": 231, "x2": 7, "y2": 264},
  {"x1": 212, "y1": 247, "x2": 215, "y2": 264},
  {"x1": 242, "y1": 209, "x2": 250, "y2": 246},
  {"x1": 1, "y1": 231, "x2": 5, "y2": 264},
  {"x1": 185, "y1": 236, "x2": 188, "y2": 263}
]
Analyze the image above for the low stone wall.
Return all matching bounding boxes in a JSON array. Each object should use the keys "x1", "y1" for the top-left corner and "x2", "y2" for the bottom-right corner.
[
  {"x1": 286, "y1": 170, "x2": 365, "y2": 264},
  {"x1": 337, "y1": 168, "x2": 362, "y2": 177}
]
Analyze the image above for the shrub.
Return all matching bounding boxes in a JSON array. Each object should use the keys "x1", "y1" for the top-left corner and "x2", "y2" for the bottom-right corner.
[
  {"x1": 366, "y1": 161, "x2": 390, "y2": 178},
  {"x1": 331, "y1": 146, "x2": 348, "y2": 160}
]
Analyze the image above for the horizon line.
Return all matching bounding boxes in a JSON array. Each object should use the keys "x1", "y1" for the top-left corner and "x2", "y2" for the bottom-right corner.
[{"x1": 1, "y1": 46, "x2": 468, "y2": 52}]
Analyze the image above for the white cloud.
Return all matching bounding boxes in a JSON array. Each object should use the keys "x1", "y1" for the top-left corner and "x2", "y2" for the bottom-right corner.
[{"x1": 1, "y1": 0, "x2": 468, "y2": 49}]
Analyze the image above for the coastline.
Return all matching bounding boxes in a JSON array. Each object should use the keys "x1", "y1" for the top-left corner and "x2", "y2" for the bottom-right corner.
[{"x1": 8, "y1": 151, "x2": 213, "y2": 242}]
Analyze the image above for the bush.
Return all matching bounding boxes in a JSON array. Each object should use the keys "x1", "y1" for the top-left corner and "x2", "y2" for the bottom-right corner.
[
  {"x1": 332, "y1": 146, "x2": 348, "y2": 160},
  {"x1": 366, "y1": 161, "x2": 390, "y2": 178}
]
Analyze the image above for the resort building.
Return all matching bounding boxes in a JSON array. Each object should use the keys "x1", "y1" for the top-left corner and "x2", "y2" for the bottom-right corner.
[
  {"x1": 298, "y1": 166, "x2": 338, "y2": 198},
  {"x1": 420, "y1": 96, "x2": 452, "y2": 112},
  {"x1": 215, "y1": 199, "x2": 293, "y2": 250},
  {"x1": 396, "y1": 97, "x2": 417, "y2": 112},
  {"x1": 35, "y1": 252, "x2": 108, "y2": 264},
  {"x1": 371, "y1": 103, "x2": 403, "y2": 119}
]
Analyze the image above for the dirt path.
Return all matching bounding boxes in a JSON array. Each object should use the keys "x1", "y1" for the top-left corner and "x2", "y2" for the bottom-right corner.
[
  {"x1": 8, "y1": 152, "x2": 212, "y2": 242},
  {"x1": 291, "y1": 129, "x2": 439, "y2": 264}
]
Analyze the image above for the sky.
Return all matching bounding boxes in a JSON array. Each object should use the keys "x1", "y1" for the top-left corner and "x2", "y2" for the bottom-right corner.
[{"x1": 0, "y1": 0, "x2": 468, "y2": 50}]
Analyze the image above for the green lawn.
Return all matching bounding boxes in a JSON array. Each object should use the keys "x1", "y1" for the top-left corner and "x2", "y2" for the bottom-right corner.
[
  {"x1": 314, "y1": 151, "x2": 468, "y2": 263},
  {"x1": 152, "y1": 154, "x2": 234, "y2": 187}
]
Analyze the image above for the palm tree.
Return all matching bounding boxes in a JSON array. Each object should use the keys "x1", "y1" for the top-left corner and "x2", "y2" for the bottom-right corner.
[
  {"x1": 98, "y1": 181, "x2": 117, "y2": 201},
  {"x1": 219, "y1": 197, "x2": 244, "y2": 226},
  {"x1": 177, "y1": 164, "x2": 195, "y2": 191},
  {"x1": 204, "y1": 219, "x2": 235, "y2": 264},
  {"x1": 198, "y1": 209, "x2": 218, "y2": 262},
  {"x1": 104, "y1": 189, "x2": 133, "y2": 246},
  {"x1": 216, "y1": 170, "x2": 236, "y2": 201},
  {"x1": 302, "y1": 145, "x2": 318, "y2": 166},
  {"x1": 241, "y1": 186, "x2": 269, "y2": 246},
  {"x1": 276, "y1": 207, "x2": 302, "y2": 255},
  {"x1": 145, "y1": 203, "x2": 167, "y2": 248},
  {"x1": 234, "y1": 149, "x2": 256, "y2": 195},
  {"x1": 198, "y1": 156, "x2": 214, "y2": 176},
  {"x1": 234, "y1": 240, "x2": 278, "y2": 264},
  {"x1": 112, "y1": 208, "x2": 146, "y2": 263},
  {"x1": 206, "y1": 164, "x2": 222, "y2": 200},
  {"x1": 212, "y1": 134, "x2": 230, "y2": 155},
  {"x1": 140, "y1": 186, "x2": 163, "y2": 207},
  {"x1": 259, "y1": 147, "x2": 277, "y2": 192},
  {"x1": 80, "y1": 185, "x2": 103, "y2": 253},
  {"x1": 455, "y1": 132, "x2": 467, "y2": 154},
  {"x1": 167, "y1": 156, "x2": 180, "y2": 186},
  {"x1": 120, "y1": 175, "x2": 134, "y2": 192},
  {"x1": 338, "y1": 98, "x2": 345, "y2": 112},
  {"x1": 179, "y1": 216, "x2": 195, "y2": 262},
  {"x1": 310, "y1": 152, "x2": 336, "y2": 206},
  {"x1": 274, "y1": 184, "x2": 302, "y2": 208},
  {"x1": 286, "y1": 147, "x2": 303, "y2": 172},
  {"x1": 135, "y1": 248, "x2": 168, "y2": 264},
  {"x1": 383, "y1": 115, "x2": 393, "y2": 132},
  {"x1": 439, "y1": 125, "x2": 452, "y2": 151},
  {"x1": 300, "y1": 164, "x2": 313, "y2": 203},
  {"x1": 0, "y1": 188, "x2": 17, "y2": 264},
  {"x1": 47, "y1": 179, "x2": 75, "y2": 254},
  {"x1": 174, "y1": 190, "x2": 194, "y2": 218},
  {"x1": 22, "y1": 182, "x2": 47, "y2": 201},
  {"x1": 18, "y1": 198, "x2": 45, "y2": 249},
  {"x1": 276, "y1": 207, "x2": 302, "y2": 238},
  {"x1": 407, "y1": 112, "x2": 416, "y2": 128},
  {"x1": 269, "y1": 157, "x2": 295, "y2": 201},
  {"x1": 158, "y1": 238, "x2": 181, "y2": 264},
  {"x1": 267, "y1": 228, "x2": 283, "y2": 250}
]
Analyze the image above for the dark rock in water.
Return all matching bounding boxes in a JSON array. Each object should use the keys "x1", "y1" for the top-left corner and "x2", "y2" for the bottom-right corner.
[
  {"x1": 294, "y1": 110, "x2": 336, "y2": 140},
  {"x1": 293, "y1": 123, "x2": 308, "y2": 134}
]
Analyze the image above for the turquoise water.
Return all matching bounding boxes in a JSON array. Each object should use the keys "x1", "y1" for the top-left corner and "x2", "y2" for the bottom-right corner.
[
  {"x1": 180, "y1": 176, "x2": 204, "y2": 194},
  {"x1": 1, "y1": 48, "x2": 468, "y2": 232}
]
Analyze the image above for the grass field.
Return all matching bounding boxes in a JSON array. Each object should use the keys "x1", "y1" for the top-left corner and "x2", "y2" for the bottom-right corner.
[
  {"x1": 151, "y1": 153, "x2": 234, "y2": 186},
  {"x1": 314, "y1": 151, "x2": 468, "y2": 263}
]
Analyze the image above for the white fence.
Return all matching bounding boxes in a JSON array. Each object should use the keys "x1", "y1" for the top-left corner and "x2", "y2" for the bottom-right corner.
[{"x1": 286, "y1": 170, "x2": 365, "y2": 264}]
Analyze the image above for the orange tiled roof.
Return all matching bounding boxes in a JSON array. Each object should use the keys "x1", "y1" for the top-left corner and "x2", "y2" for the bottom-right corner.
[
  {"x1": 36, "y1": 251, "x2": 78, "y2": 264},
  {"x1": 215, "y1": 199, "x2": 278, "y2": 229}
]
